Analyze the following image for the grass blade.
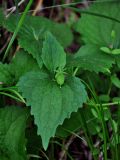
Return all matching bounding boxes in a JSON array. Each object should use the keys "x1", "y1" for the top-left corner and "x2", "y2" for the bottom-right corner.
[{"x1": 2, "y1": 0, "x2": 33, "y2": 62}]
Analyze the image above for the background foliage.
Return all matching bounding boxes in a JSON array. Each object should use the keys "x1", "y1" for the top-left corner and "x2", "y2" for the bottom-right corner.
[{"x1": 0, "y1": 0, "x2": 120, "y2": 160}]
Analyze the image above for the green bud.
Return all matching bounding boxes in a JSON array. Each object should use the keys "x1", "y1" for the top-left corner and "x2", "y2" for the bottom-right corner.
[
  {"x1": 55, "y1": 72, "x2": 65, "y2": 86},
  {"x1": 111, "y1": 30, "x2": 116, "y2": 39}
]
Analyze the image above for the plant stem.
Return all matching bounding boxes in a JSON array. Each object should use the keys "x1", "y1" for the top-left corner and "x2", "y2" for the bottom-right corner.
[
  {"x1": 0, "y1": 87, "x2": 25, "y2": 103},
  {"x1": 0, "y1": 91, "x2": 25, "y2": 103},
  {"x1": 109, "y1": 118, "x2": 119, "y2": 160},
  {"x1": 107, "y1": 81, "x2": 112, "y2": 95},
  {"x1": 86, "y1": 101, "x2": 120, "y2": 107},
  {"x1": 98, "y1": 105, "x2": 108, "y2": 160},
  {"x1": 73, "y1": 67, "x2": 79, "y2": 76},
  {"x1": 79, "y1": 111, "x2": 98, "y2": 160},
  {"x1": 85, "y1": 77, "x2": 108, "y2": 160}
]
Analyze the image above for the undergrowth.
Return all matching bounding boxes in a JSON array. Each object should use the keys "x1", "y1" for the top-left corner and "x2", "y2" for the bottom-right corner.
[{"x1": 0, "y1": 0, "x2": 120, "y2": 159}]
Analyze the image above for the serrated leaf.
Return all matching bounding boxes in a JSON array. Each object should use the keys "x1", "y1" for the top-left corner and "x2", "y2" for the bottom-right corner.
[
  {"x1": 56, "y1": 109, "x2": 82, "y2": 138},
  {"x1": 0, "y1": 106, "x2": 28, "y2": 160},
  {"x1": 17, "y1": 71, "x2": 87, "y2": 150},
  {"x1": 75, "y1": 2, "x2": 120, "y2": 46},
  {"x1": 4, "y1": 15, "x2": 73, "y2": 67},
  {"x1": 42, "y1": 32, "x2": 66, "y2": 72},
  {"x1": 9, "y1": 49, "x2": 39, "y2": 82},
  {"x1": 67, "y1": 45, "x2": 114, "y2": 73},
  {"x1": 5, "y1": 15, "x2": 73, "y2": 48}
]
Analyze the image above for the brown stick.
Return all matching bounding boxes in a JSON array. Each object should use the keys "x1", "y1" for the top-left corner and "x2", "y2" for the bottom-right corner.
[
  {"x1": 59, "y1": 135, "x2": 76, "y2": 160},
  {"x1": 32, "y1": 0, "x2": 43, "y2": 16}
]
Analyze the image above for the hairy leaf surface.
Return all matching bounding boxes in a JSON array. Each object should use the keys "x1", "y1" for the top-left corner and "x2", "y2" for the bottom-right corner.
[{"x1": 17, "y1": 71, "x2": 87, "y2": 149}]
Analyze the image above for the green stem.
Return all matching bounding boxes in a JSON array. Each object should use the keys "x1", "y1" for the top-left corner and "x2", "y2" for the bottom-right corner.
[
  {"x1": 109, "y1": 118, "x2": 118, "y2": 160},
  {"x1": 0, "y1": 91, "x2": 25, "y2": 103},
  {"x1": 84, "y1": 77, "x2": 108, "y2": 159},
  {"x1": 79, "y1": 111, "x2": 98, "y2": 160},
  {"x1": 5, "y1": 88, "x2": 26, "y2": 103},
  {"x1": 98, "y1": 105, "x2": 108, "y2": 160},
  {"x1": 117, "y1": 106, "x2": 120, "y2": 159},
  {"x1": 0, "y1": 87, "x2": 25, "y2": 103},
  {"x1": 86, "y1": 101, "x2": 120, "y2": 107},
  {"x1": 73, "y1": 67, "x2": 79, "y2": 76},
  {"x1": 107, "y1": 81, "x2": 112, "y2": 95}
]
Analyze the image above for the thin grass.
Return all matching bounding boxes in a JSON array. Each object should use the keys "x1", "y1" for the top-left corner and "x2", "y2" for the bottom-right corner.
[
  {"x1": 87, "y1": 77, "x2": 109, "y2": 160},
  {"x1": 79, "y1": 111, "x2": 98, "y2": 160},
  {"x1": 2, "y1": 0, "x2": 33, "y2": 62}
]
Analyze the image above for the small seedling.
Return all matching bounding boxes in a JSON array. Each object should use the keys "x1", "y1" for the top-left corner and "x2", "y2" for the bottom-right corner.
[
  {"x1": 100, "y1": 30, "x2": 120, "y2": 55},
  {"x1": 100, "y1": 47, "x2": 120, "y2": 55}
]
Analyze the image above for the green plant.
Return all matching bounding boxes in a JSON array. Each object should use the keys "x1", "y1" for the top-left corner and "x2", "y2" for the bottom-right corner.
[{"x1": 0, "y1": 1, "x2": 120, "y2": 159}]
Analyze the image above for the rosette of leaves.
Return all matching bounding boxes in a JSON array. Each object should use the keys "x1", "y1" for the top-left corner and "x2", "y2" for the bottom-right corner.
[{"x1": 17, "y1": 31, "x2": 87, "y2": 150}]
